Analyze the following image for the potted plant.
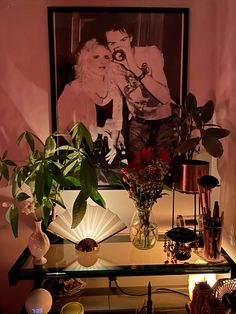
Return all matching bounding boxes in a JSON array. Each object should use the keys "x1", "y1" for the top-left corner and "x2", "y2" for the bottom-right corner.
[
  {"x1": 169, "y1": 93, "x2": 230, "y2": 192},
  {"x1": 0, "y1": 122, "x2": 105, "y2": 238}
]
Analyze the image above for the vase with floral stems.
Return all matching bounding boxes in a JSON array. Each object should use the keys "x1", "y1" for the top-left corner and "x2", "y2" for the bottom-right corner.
[
  {"x1": 129, "y1": 204, "x2": 157, "y2": 250},
  {"x1": 120, "y1": 146, "x2": 171, "y2": 250}
]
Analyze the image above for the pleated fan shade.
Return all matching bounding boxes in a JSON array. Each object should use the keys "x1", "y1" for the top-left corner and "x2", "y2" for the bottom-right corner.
[{"x1": 47, "y1": 204, "x2": 126, "y2": 244}]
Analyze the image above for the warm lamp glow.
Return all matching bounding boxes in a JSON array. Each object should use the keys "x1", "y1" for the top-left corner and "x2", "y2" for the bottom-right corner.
[
  {"x1": 48, "y1": 204, "x2": 126, "y2": 244},
  {"x1": 188, "y1": 259, "x2": 217, "y2": 300}
]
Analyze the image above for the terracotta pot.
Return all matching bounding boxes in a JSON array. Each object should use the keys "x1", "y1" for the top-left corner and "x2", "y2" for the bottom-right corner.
[{"x1": 174, "y1": 160, "x2": 209, "y2": 193}]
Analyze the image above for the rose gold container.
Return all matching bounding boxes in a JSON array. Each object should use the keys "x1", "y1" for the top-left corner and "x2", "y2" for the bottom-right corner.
[{"x1": 174, "y1": 160, "x2": 209, "y2": 193}]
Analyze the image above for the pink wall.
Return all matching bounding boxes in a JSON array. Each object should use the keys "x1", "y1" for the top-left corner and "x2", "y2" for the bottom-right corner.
[
  {"x1": 215, "y1": 0, "x2": 236, "y2": 262},
  {"x1": 1, "y1": 0, "x2": 234, "y2": 312}
]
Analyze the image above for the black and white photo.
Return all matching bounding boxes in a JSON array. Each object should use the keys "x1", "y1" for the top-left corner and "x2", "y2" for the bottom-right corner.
[{"x1": 48, "y1": 7, "x2": 189, "y2": 188}]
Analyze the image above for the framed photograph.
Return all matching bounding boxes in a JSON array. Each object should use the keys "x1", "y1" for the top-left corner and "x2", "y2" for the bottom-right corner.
[{"x1": 48, "y1": 7, "x2": 189, "y2": 188}]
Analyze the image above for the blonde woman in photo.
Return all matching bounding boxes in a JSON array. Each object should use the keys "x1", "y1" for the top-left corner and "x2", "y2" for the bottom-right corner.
[{"x1": 58, "y1": 38, "x2": 125, "y2": 166}]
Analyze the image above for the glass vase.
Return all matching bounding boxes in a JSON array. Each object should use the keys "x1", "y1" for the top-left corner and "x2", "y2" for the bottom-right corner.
[
  {"x1": 203, "y1": 223, "x2": 223, "y2": 262},
  {"x1": 28, "y1": 220, "x2": 50, "y2": 265},
  {"x1": 129, "y1": 206, "x2": 158, "y2": 250}
]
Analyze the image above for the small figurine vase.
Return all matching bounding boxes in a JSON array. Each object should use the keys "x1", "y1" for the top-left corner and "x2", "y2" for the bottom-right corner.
[{"x1": 28, "y1": 220, "x2": 50, "y2": 265}]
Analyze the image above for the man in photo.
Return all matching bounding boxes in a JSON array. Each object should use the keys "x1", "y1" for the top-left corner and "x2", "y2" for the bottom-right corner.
[{"x1": 99, "y1": 14, "x2": 175, "y2": 161}]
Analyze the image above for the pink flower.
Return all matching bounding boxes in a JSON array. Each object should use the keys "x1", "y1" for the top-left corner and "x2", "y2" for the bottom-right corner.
[{"x1": 22, "y1": 201, "x2": 35, "y2": 215}]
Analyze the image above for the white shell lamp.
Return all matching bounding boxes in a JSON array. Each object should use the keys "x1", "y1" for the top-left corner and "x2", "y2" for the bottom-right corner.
[{"x1": 25, "y1": 288, "x2": 52, "y2": 314}]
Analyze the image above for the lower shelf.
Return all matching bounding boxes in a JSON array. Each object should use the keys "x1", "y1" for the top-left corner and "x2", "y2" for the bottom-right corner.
[{"x1": 49, "y1": 287, "x2": 190, "y2": 313}]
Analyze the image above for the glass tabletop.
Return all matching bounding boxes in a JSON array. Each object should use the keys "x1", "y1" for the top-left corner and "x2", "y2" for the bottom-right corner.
[{"x1": 9, "y1": 234, "x2": 231, "y2": 285}]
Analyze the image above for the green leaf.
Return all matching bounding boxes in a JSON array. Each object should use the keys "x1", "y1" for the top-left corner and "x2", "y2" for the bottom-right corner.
[
  {"x1": 204, "y1": 127, "x2": 230, "y2": 139},
  {"x1": 2, "y1": 150, "x2": 8, "y2": 159},
  {"x1": 72, "y1": 191, "x2": 87, "y2": 228},
  {"x1": 50, "y1": 167, "x2": 80, "y2": 187},
  {"x1": 90, "y1": 190, "x2": 106, "y2": 208},
  {"x1": 16, "y1": 132, "x2": 25, "y2": 145},
  {"x1": 0, "y1": 163, "x2": 9, "y2": 181},
  {"x1": 63, "y1": 176, "x2": 81, "y2": 187},
  {"x1": 70, "y1": 122, "x2": 93, "y2": 152},
  {"x1": 202, "y1": 132, "x2": 224, "y2": 158},
  {"x1": 16, "y1": 192, "x2": 30, "y2": 201},
  {"x1": 42, "y1": 199, "x2": 52, "y2": 227},
  {"x1": 43, "y1": 163, "x2": 52, "y2": 196},
  {"x1": 80, "y1": 158, "x2": 98, "y2": 197},
  {"x1": 174, "y1": 137, "x2": 200, "y2": 155},
  {"x1": 4, "y1": 159, "x2": 17, "y2": 166},
  {"x1": 44, "y1": 135, "x2": 57, "y2": 158},
  {"x1": 61, "y1": 154, "x2": 80, "y2": 175},
  {"x1": 10, "y1": 204, "x2": 18, "y2": 238},
  {"x1": 48, "y1": 163, "x2": 63, "y2": 177},
  {"x1": 70, "y1": 123, "x2": 82, "y2": 149},
  {"x1": 57, "y1": 145, "x2": 76, "y2": 152},
  {"x1": 25, "y1": 131, "x2": 35, "y2": 152},
  {"x1": 51, "y1": 198, "x2": 66, "y2": 209},
  {"x1": 192, "y1": 111, "x2": 202, "y2": 130},
  {"x1": 35, "y1": 164, "x2": 45, "y2": 204},
  {"x1": 11, "y1": 171, "x2": 19, "y2": 197},
  {"x1": 79, "y1": 123, "x2": 93, "y2": 152},
  {"x1": 31, "y1": 132, "x2": 44, "y2": 145},
  {"x1": 74, "y1": 163, "x2": 81, "y2": 173},
  {"x1": 201, "y1": 100, "x2": 214, "y2": 123},
  {"x1": 185, "y1": 93, "x2": 197, "y2": 113}
]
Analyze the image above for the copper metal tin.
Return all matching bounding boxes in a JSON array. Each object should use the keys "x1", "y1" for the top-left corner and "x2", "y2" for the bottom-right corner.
[{"x1": 174, "y1": 160, "x2": 209, "y2": 193}]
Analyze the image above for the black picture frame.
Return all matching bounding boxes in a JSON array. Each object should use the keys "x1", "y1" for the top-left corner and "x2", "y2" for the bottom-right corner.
[{"x1": 48, "y1": 6, "x2": 189, "y2": 189}]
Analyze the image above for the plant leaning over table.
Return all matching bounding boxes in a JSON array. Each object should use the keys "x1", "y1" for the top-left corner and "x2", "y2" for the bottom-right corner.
[
  {"x1": 0, "y1": 122, "x2": 105, "y2": 237},
  {"x1": 170, "y1": 92, "x2": 230, "y2": 160}
]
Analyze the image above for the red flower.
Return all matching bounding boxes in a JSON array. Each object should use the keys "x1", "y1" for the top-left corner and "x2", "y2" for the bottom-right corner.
[
  {"x1": 120, "y1": 146, "x2": 172, "y2": 209},
  {"x1": 159, "y1": 148, "x2": 171, "y2": 164},
  {"x1": 122, "y1": 160, "x2": 145, "y2": 174},
  {"x1": 135, "y1": 146, "x2": 153, "y2": 164}
]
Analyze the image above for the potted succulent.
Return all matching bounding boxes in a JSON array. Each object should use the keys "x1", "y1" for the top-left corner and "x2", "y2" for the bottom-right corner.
[
  {"x1": 169, "y1": 92, "x2": 230, "y2": 192},
  {"x1": 0, "y1": 122, "x2": 105, "y2": 238}
]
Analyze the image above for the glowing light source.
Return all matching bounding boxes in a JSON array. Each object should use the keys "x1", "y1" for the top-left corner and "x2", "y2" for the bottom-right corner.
[
  {"x1": 188, "y1": 259, "x2": 217, "y2": 300},
  {"x1": 48, "y1": 204, "x2": 126, "y2": 244}
]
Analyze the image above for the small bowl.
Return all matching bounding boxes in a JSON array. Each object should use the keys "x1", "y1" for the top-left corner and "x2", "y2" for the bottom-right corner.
[{"x1": 60, "y1": 301, "x2": 84, "y2": 314}]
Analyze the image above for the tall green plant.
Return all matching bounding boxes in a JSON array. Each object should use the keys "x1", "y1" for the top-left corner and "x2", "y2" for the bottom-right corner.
[{"x1": 0, "y1": 122, "x2": 105, "y2": 237}]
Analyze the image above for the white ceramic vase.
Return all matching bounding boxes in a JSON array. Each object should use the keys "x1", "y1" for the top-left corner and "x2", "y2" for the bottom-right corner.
[{"x1": 28, "y1": 220, "x2": 50, "y2": 265}]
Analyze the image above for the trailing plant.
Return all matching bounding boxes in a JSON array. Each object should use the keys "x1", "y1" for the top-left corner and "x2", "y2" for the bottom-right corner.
[
  {"x1": 0, "y1": 122, "x2": 105, "y2": 237},
  {"x1": 172, "y1": 93, "x2": 230, "y2": 160}
]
